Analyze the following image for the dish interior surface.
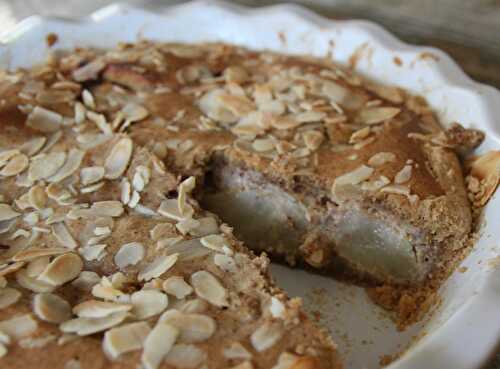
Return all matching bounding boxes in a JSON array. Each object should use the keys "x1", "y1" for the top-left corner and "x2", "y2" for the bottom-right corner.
[{"x1": 1, "y1": 2, "x2": 499, "y2": 369}]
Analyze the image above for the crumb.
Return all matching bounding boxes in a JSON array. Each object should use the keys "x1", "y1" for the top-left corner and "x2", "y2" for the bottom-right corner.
[{"x1": 393, "y1": 56, "x2": 402, "y2": 66}]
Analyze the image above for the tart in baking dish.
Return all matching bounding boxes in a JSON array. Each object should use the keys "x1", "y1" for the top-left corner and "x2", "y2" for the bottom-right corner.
[{"x1": 0, "y1": 40, "x2": 486, "y2": 368}]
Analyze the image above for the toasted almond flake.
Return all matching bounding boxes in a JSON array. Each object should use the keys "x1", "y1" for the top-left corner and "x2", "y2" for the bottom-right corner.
[
  {"x1": 60, "y1": 311, "x2": 128, "y2": 336},
  {"x1": 80, "y1": 182, "x2": 105, "y2": 194},
  {"x1": 48, "y1": 149, "x2": 85, "y2": 183},
  {"x1": 28, "y1": 184, "x2": 47, "y2": 210},
  {"x1": 0, "y1": 204, "x2": 21, "y2": 222},
  {"x1": 29, "y1": 151, "x2": 67, "y2": 181},
  {"x1": 91, "y1": 201, "x2": 124, "y2": 217},
  {"x1": 0, "y1": 287, "x2": 21, "y2": 309},
  {"x1": 176, "y1": 219, "x2": 200, "y2": 235},
  {"x1": 198, "y1": 89, "x2": 238, "y2": 124},
  {"x1": 394, "y1": 165, "x2": 413, "y2": 184},
  {"x1": 200, "y1": 234, "x2": 231, "y2": 254},
  {"x1": 0, "y1": 277, "x2": 6, "y2": 288},
  {"x1": 114, "y1": 242, "x2": 144, "y2": 269},
  {"x1": 122, "y1": 103, "x2": 149, "y2": 123},
  {"x1": 333, "y1": 165, "x2": 374, "y2": 187},
  {"x1": 26, "y1": 256, "x2": 50, "y2": 277},
  {"x1": 271, "y1": 115, "x2": 301, "y2": 130},
  {"x1": 91, "y1": 283, "x2": 124, "y2": 302},
  {"x1": 163, "y1": 276, "x2": 193, "y2": 299},
  {"x1": 159, "y1": 310, "x2": 216, "y2": 343},
  {"x1": 79, "y1": 244, "x2": 107, "y2": 261},
  {"x1": 128, "y1": 190, "x2": 140, "y2": 208},
  {"x1": 13, "y1": 247, "x2": 68, "y2": 262},
  {"x1": 80, "y1": 166, "x2": 105, "y2": 186},
  {"x1": 190, "y1": 270, "x2": 228, "y2": 307},
  {"x1": 214, "y1": 254, "x2": 237, "y2": 272},
  {"x1": 138, "y1": 253, "x2": 179, "y2": 282},
  {"x1": 103, "y1": 321, "x2": 150, "y2": 360},
  {"x1": 252, "y1": 138, "x2": 275, "y2": 152},
  {"x1": 142, "y1": 322, "x2": 179, "y2": 369},
  {"x1": 74, "y1": 101, "x2": 86, "y2": 124},
  {"x1": 73, "y1": 300, "x2": 132, "y2": 318},
  {"x1": 87, "y1": 111, "x2": 112, "y2": 135},
  {"x1": 178, "y1": 176, "x2": 196, "y2": 215},
  {"x1": 0, "y1": 149, "x2": 20, "y2": 167},
  {"x1": 358, "y1": 107, "x2": 401, "y2": 125},
  {"x1": 158, "y1": 199, "x2": 193, "y2": 221},
  {"x1": 0, "y1": 153, "x2": 29, "y2": 176},
  {"x1": 368, "y1": 152, "x2": 396, "y2": 167},
  {"x1": 26, "y1": 106, "x2": 63, "y2": 132},
  {"x1": 0, "y1": 262, "x2": 25, "y2": 277},
  {"x1": 82, "y1": 89, "x2": 95, "y2": 109},
  {"x1": 16, "y1": 268, "x2": 55, "y2": 293},
  {"x1": 179, "y1": 299, "x2": 209, "y2": 314},
  {"x1": 20, "y1": 137, "x2": 47, "y2": 156},
  {"x1": 104, "y1": 137, "x2": 133, "y2": 179},
  {"x1": 150, "y1": 223, "x2": 175, "y2": 241},
  {"x1": 380, "y1": 184, "x2": 411, "y2": 196},
  {"x1": 224, "y1": 342, "x2": 253, "y2": 360},
  {"x1": 0, "y1": 330, "x2": 8, "y2": 345},
  {"x1": 361, "y1": 175, "x2": 391, "y2": 191},
  {"x1": 33, "y1": 293, "x2": 72, "y2": 323},
  {"x1": 157, "y1": 237, "x2": 183, "y2": 250},
  {"x1": 468, "y1": 151, "x2": 500, "y2": 206},
  {"x1": 73, "y1": 59, "x2": 106, "y2": 82},
  {"x1": 251, "y1": 321, "x2": 284, "y2": 352},
  {"x1": 0, "y1": 314, "x2": 38, "y2": 339},
  {"x1": 349, "y1": 126, "x2": 371, "y2": 144},
  {"x1": 52, "y1": 222, "x2": 78, "y2": 249},
  {"x1": 131, "y1": 290, "x2": 169, "y2": 319},
  {"x1": 295, "y1": 111, "x2": 326, "y2": 123},
  {"x1": 0, "y1": 343, "x2": 6, "y2": 358},
  {"x1": 37, "y1": 253, "x2": 83, "y2": 286},
  {"x1": 165, "y1": 343, "x2": 206, "y2": 369},
  {"x1": 71, "y1": 271, "x2": 100, "y2": 290}
]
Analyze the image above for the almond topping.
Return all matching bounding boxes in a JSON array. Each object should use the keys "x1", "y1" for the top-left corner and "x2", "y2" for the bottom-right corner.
[
  {"x1": 0, "y1": 288, "x2": 21, "y2": 309},
  {"x1": 190, "y1": 270, "x2": 228, "y2": 307},
  {"x1": 224, "y1": 342, "x2": 253, "y2": 360},
  {"x1": 368, "y1": 152, "x2": 396, "y2": 167},
  {"x1": 357, "y1": 107, "x2": 401, "y2": 125},
  {"x1": 131, "y1": 290, "x2": 169, "y2": 319},
  {"x1": 37, "y1": 253, "x2": 83, "y2": 286},
  {"x1": 73, "y1": 300, "x2": 132, "y2": 318},
  {"x1": 165, "y1": 344, "x2": 206, "y2": 369},
  {"x1": 103, "y1": 321, "x2": 150, "y2": 360},
  {"x1": 251, "y1": 321, "x2": 284, "y2": 352},
  {"x1": 162, "y1": 276, "x2": 193, "y2": 299},
  {"x1": 0, "y1": 153, "x2": 29, "y2": 176},
  {"x1": 0, "y1": 314, "x2": 38, "y2": 339},
  {"x1": 60, "y1": 311, "x2": 128, "y2": 336},
  {"x1": 28, "y1": 184, "x2": 47, "y2": 209},
  {"x1": 80, "y1": 166, "x2": 105, "y2": 185},
  {"x1": 114, "y1": 242, "x2": 145, "y2": 269},
  {"x1": 104, "y1": 137, "x2": 133, "y2": 179},
  {"x1": 33, "y1": 293, "x2": 72, "y2": 323},
  {"x1": 142, "y1": 322, "x2": 179, "y2": 369},
  {"x1": 394, "y1": 164, "x2": 413, "y2": 184},
  {"x1": 0, "y1": 204, "x2": 21, "y2": 222},
  {"x1": 29, "y1": 151, "x2": 67, "y2": 181},
  {"x1": 26, "y1": 106, "x2": 63, "y2": 132},
  {"x1": 138, "y1": 254, "x2": 179, "y2": 281},
  {"x1": 52, "y1": 222, "x2": 78, "y2": 249},
  {"x1": 48, "y1": 149, "x2": 85, "y2": 183},
  {"x1": 159, "y1": 310, "x2": 216, "y2": 343}
]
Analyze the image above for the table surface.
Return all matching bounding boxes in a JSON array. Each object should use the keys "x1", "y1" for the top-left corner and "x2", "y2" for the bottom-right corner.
[{"x1": 1, "y1": 0, "x2": 499, "y2": 367}]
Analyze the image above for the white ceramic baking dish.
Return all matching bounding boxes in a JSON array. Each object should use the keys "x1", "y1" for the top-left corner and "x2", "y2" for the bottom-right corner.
[{"x1": 0, "y1": 1, "x2": 499, "y2": 368}]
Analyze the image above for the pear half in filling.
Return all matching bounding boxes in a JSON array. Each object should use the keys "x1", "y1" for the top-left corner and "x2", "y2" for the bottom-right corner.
[{"x1": 201, "y1": 160, "x2": 434, "y2": 285}]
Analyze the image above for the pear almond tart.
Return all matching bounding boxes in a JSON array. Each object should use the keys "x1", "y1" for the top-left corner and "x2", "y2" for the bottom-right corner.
[{"x1": 0, "y1": 40, "x2": 486, "y2": 368}]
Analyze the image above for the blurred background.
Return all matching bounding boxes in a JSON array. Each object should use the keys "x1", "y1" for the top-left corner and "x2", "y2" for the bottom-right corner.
[
  {"x1": 2, "y1": 0, "x2": 500, "y2": 88},
  {"x1": 0, "y1": 0, "x2": 499, "y2": 367}
]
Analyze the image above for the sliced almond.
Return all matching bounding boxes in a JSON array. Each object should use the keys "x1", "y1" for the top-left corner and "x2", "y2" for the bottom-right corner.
[
  {"x1": 37, "y1": 253, "x2": 83, "y2": 286},
  {"x1": 138, "y1": 253, "x2": 179, "y2": 281},
  {"x1": 0, "y1": 149, "x2": 20, "y2": 167},
  {"x1": 250, "y1": 321, "x2": 284, "y2": 352},
  {"x1": 28, "y1": 184, "x2": 47, "y2": 210},
  {"x1": 60, "y1": 311, "x2": 128, "y2": 336},
  {"x1": 150, "y1": 223, "x2": 175, "y2": 241},
  {"x1": 0, "y1": 153, "x2": 29, "y2": 176},
  {"x1": 26, "y1": 106, "x2": 63, "y2": 132},
  {"x1": 333, "y1": 165, "x2": 374, "y2": 188},
  {"x1": 214, "y1": 254, "x2": 237, "y2": 272},
  {"x1": 79, "y1": 244, "x2": 107, "y2": 261},
  {"x1": 13, "y1": 247, "x2": 68, "y2": 262},
  {"x1": 104, "y1": 137, "x2": 133, "y2": 180},
  {"x1": 52, "y1": 222, "x2": 78, "y2": 249},
  {"x1": 33, "y1": 293, "x2": 72, "y2": 323},
  {"x1": 16, "y1": 268, "x2": 55, "y2": 293},
  {"x1": 190, "y1": 270, "x2": 228, "y2": 307},
  {"x1": 200, "y1": 234, "x2": 232, "y2": 254},
  {"x1": 165, "y1": 344, "x2": 206, "y2": 369},
  {"x1": 0, "y1": 314, "x2": 38, "y2": 339},
  {"x1": 80, "y1": 166, "x2": 105, "y2": 186},
  {"x1": 159, "y1": 310, "x2": 216, "y2": 343},
  {"x1": 178, "y1": 176, "x2": 196, "y2": 215},
  {"x1": 142, "y1": 322, "x2": 179, "y2": 369},
  {"x1": 162, "y1": 276, "x2": 193, "y2": 299},
  {"x1": 73, "y1": 300, "x2": 132, "y2": 318},
  {"x1": 357, "y1": 107, "x2": 401, "y2": 125},
  {"x1": 114, "y1": 242, "x2": 144, "y2": 269},
  {"x1": 158, "y1": 199, "x2": 193, "y2": 221},
  {"x1": 48, "y1": 149, "x2": 85, "y2": 183},
  {"x1": 367, "y1": 152, "x2": 396, "y2": 167},
  {"x1": 29, "y1": 151, "x2": 67, "y2": 181},
  {"x1": 73, "y1": 59, "x2": 106, "y2": 82},
  {"x1": 103, "y1": 321, "x2": 150, "y2": 360},
  {"x1": 0, "y1": 287, "x2": 21, "y2": 309},
  {"x1": 0, "y1": 204, "x2": 21, "y2": 222},
  {"x1": 131, "y1": 290, "x2": 169, "y2": 319},
  {"x1": 394, "y1": 164, "x2": 412, "y2": 184}
]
